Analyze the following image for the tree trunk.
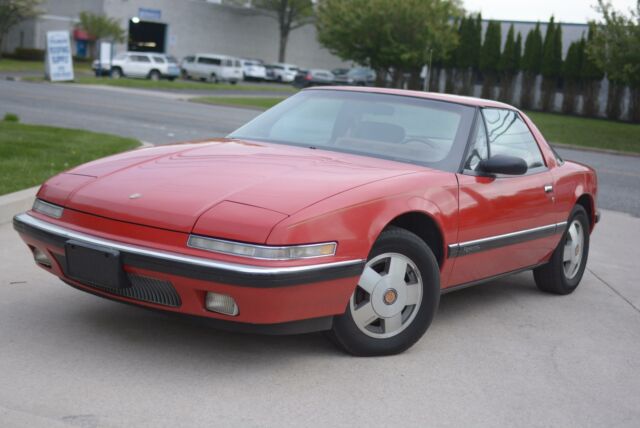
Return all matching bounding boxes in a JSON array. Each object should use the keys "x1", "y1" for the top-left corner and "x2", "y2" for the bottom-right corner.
[
  {"x1": 278, "y1": 29, "x2": 289, "y2": 63},
  {"x1": 444, "y1": 69, "x2": 455, "y2": 93},
  {"x1": 481, "y1": 72, "x2": 496, "y2": 99},
  {"x1": 500, "y1": 74, "x2": 514, "y2": 104},
  {"x1": 520, "y1": 73, "x2": 535, "y2": 110},
  {"x1": 541, "y1": 78, "x2": 557, "y2": 112},
  {"x1": 606, "y1": 82, "x2": 623, "y2": 120},
  {"x1": 429, "y1": 66, "x2": 441, "y2": 92},
  {"x1": 407, "y1": 69, "x2": 421, "y2": 90},
  {"x1": 562, "y1": 80, "x2": 577, "y2": 114},
  {"x1": 374, "y1": 67, "x2": 387, "y2": 87},
  {"x1": 582, "y1": 80, "x2": 601, "y2": 117},
  {"x1": 630, "y1": 87, "x2": 640, "y2": 123}
]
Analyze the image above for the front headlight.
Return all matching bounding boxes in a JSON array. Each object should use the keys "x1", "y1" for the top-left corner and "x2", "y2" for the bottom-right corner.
[
  {"x1": 32, "y1": 199, "x2": 64, "y2": 219},
  {"x1": 187, "y1": 235, "x2": 337, "y2": 260}
]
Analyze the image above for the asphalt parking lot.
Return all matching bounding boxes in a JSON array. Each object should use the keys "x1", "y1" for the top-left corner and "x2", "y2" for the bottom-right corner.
[{"x1": 1, "y1": 208, "x2": 639, "y2": 428}]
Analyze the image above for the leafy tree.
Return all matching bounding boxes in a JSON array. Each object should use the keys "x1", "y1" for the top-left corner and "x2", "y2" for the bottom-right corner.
[
  {"x1": 0, "y1": 0, "x2": 42, "y2": 59},
  {"x1": 540, "y1": 17, "x2": 562, "y2": 111},
  {"x1": 520, "y1": 22, "x2": 542, "y2": 109},
  {"x1": 562, "y1": 39, "x2": 584, "y2": 114},
  {"x1": 581, "y1": 22, "x2": 604, "y2": 117},
  {"x1": 316, "y1": 0, "x2": 463, "y2": 90},
  {"x1": 230, "y1": 0, "x2": 314, "y2": 62},
  {"x1": 587, "y1": 0, "x2": 640, "y2": 122},
  {"x1": 480, "y1": 20, "x2": 501, "y2": 99},
  {"x1": 499, "y1": 24, "x2": 520, "y2": 102},
  {"x1": 78, "y1": 11, "x2": 125, "y2": 59}
]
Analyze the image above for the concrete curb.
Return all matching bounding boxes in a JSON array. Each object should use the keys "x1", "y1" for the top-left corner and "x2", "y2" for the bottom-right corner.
[
  {"x1": 0, "y1": 186, "x2": 38, "y2": 225},
  {"x1": 552, "y1": 142, "x2": 640, "y2": 158}
]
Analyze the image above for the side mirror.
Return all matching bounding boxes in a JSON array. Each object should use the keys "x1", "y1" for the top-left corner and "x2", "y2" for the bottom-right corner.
[{"x1": 478, "y1": 155, "x2": 528, "y2": 176}]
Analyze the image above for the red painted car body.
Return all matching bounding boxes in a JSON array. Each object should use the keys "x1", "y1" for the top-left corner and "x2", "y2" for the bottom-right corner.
[{"x1": 14, "y1": 87, "x2": 598, "y2": 334}]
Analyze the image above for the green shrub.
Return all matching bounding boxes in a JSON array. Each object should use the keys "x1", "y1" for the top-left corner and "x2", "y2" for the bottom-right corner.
[
  {"x1": 3, "y1": 113, "x2": 19, "y2": 123},
  {"x1": 12, "y1": 48, "x2": 45, "y2": 61}
]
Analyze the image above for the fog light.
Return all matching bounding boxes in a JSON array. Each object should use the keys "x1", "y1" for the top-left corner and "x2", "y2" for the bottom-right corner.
[
  {"x1": 33, "y1": 248, "x2": 52, "y2": 268},
  {"x1": 205, "y1": 292, "x2": 239, "y2": 316}
]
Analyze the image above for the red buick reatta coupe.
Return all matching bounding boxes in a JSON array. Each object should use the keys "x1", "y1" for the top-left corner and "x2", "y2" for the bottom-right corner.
[{"x1": 14, "y1": 87, "x2": 598, "y2": 356}]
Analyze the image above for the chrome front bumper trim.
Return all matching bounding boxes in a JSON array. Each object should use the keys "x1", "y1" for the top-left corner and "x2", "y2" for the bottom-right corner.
[{"x1": 13, "y1": 213, "x2": 365, "y2": 285}]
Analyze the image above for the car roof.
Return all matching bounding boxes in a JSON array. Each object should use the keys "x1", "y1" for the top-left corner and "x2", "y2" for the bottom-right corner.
[
  {"x1": 306, "y1": 86, "x2": 514, "y2": 109},
  {"x1": 195, "y1": 53, "x2": 236, "y2": 59}
]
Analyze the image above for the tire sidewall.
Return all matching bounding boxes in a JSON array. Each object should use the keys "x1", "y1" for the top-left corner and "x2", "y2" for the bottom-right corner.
[
  {"x1": 332, "y1": 228, "x2": 440, "y2": 356},
  {"x1": 557, "y1": 206, "x2": 590, "y2": 290}
]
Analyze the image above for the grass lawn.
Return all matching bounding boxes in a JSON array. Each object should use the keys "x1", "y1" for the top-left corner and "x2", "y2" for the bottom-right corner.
[
  {"x1": 0, "y1": 58, "x2": 92, "y2": 73},
  {"x1": 191, "y1": 96, "x2": 286, "y2": 109},
  {"x1": 25, "y1": 75, "x2": 297, "y2": 93},
  {"x1": 526, "y1": 111, "x2": 640, "y2": 154},
  {"x1": 0, "y1": 121, "x2": 139, "y2": 195}
]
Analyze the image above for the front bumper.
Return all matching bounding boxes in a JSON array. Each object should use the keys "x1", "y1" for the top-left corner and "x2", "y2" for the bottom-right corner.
[{"x1": 13, "y1": 213, "x2": 365, "y2": 333}]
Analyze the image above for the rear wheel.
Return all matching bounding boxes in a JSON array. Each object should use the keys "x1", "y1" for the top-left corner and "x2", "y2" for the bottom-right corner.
[
  {"x1": 110, "y1": 67, "x2": 123, "y2": 79},
  {"x1": 329, "y1": 227, "x2": 440, "y2": 356},
  {"x1": 209, "y1": 73, "x2": 219, "y2": 83},
  {"x1": 148, "y1": 70, "x2": 161, "y2": 81},
  {"x1": 534, "y1": 205, "x2": 590, "y2": 295}
]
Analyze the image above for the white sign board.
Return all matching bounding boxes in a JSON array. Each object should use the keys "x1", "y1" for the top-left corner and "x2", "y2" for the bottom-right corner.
[
  {"x1": 46, "y1": 31, "x2": 74, "y2": 82},
  {"x1": 99, "y1": 41, "x2": 112, "y2": 68}
]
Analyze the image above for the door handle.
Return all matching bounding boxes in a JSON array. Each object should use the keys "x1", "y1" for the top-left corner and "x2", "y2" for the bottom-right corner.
[{"x1": 544, "y1": 184, "x2": 554, "y2": 193}]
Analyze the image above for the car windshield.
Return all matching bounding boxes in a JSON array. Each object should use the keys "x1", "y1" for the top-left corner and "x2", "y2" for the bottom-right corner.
[{"x1": 229, "y1": 90, "x2": 475, "y2": 171}]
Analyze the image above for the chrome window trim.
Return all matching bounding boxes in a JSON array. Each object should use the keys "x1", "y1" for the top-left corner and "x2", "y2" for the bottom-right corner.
[
  {"x1": 448, "y1": 222, "x2": 567, "y2": 258},
  {"x1": 14, "y1": 213, "x2": 363, "y2": 275}
]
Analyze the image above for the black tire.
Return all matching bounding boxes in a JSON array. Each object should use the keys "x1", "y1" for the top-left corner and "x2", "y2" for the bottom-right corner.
[
  {"x1": 230, "y1": 80, "x2": 238, "y2": 85},
  {"x1": 148, "y1": 70, "x2": 161, "y2": 81},
  {"x1": 209, "y1": 73, "x2": 219, "y2": 84},
  {"x1": 168, "y1": 77, "x2": 176, "y2": 81},
  {"x1": 111, "y1": 67, "x2": 123, "y2": 79},
  {"x1": 329, "y1": 226, "x2": 440, "y2": 356},
  {"x1": 534, "y1": 205, "x2": 590, "y2": 295}
]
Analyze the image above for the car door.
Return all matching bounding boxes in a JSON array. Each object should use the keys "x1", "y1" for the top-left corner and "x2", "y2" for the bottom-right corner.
[
  {"x1": 448, "y1": 108, "x2": 559, "y2": 286},
  {"x1": 128, "y1": 54, "x2": 151, "y2": 77}
]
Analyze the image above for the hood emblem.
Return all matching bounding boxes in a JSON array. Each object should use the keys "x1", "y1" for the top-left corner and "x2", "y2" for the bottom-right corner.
[{"x1": 129, "y1": 193, "x2": 143, "y2": 200}]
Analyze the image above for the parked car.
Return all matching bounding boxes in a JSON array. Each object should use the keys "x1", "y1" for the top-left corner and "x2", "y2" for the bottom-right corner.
[
  {"x1": 263, "y1": 64, "x2": 277, "y2": 81},
  {"x1": 14, "y1": 88, "x2": 598, "y2": 356},
  {"x1": 334, "y1": 67, "x2": 376, "y2": 86},
  {"x1": 92, "y1": 52, "x2": 180, "y2": 80},
  {"x1": 268, "y1": 63, "x2": 299, "y2": 82},
  {"x1": 293, "y1": 69, "x2": 335, "y2": 88},
  {"x1": 332, "y1": 68, "x2": 350, "y2": 79},
  {"x1": 181, "y1": 53, "x2": 243, "y2": 84},
  {"x1": 241, "y1": 58, "x2": 267, "y2": 81}
]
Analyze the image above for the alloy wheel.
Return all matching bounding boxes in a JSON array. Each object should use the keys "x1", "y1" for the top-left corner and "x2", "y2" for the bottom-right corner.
[{"x1": 350, "y1": 252, "x2": 423, "y2": 339}]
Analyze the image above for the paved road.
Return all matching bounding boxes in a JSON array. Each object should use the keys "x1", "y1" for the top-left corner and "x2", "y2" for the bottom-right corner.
[
  {"x1": 1, "y1": 209, "x2": 638, "y2": 428},
  {"x1": 1, "y1": 79, "x2": 639, "y2": 217}
]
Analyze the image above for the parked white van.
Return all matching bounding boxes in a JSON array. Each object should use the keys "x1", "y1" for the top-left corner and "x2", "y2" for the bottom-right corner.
[{"x1": 181, "y1": 54, "x2": 243, "y2": 84}]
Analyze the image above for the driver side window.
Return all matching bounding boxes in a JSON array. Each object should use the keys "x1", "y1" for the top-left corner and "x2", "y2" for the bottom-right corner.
[{"x1": 464, "y1": 108, "x2": 545, "y2": 172}]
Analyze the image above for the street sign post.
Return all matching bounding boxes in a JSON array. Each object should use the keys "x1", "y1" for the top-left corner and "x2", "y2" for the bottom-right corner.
[{"x1": 45, "y1": 31, "x2": 74, "y2": 82}]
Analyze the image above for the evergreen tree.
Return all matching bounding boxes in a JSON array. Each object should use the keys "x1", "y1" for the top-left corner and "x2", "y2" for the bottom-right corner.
[
  {"x1": 581, "y1": 22, "x2": 605, "y2": 117},
  {"x1": 562, "y1": 39, "x2": 584, "y2": 114},
  {"x1": 480, "y1": 20, "x2": 501, "y2": 99},
  {"x1": 514, "y1": 32, "x2": 522, "y2": 70},
  {"x1": 541, "y1": 18, "x2": 563, "y2": 111},
  {"x1": 520, "y1": 22, "x2": 543, "y2": 109},
  {"x1": 499, "y1": 24, "x2": 518, "y2": 102}
]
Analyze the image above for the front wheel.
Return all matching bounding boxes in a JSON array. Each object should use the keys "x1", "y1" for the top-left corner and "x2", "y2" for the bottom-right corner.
[
  {"x1": 148, "y1": 70, "x2": 161, "y2": 81},
  {"x1": 534, "y1": 205, "x2": 590, "y2": 295},
  {"x1": 329, "y1": 227, "x2": 440, "y2": 356}
]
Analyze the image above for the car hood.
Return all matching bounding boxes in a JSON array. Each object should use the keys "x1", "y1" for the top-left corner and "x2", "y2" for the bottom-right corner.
[{"x1": 52, "y1": 139, "x2": 420, "y2": 233}]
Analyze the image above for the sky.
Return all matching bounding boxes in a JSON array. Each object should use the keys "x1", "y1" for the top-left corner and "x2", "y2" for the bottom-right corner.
[{"x1": 462, "y1": 0, "x2": 638, "y2": 23}]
